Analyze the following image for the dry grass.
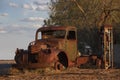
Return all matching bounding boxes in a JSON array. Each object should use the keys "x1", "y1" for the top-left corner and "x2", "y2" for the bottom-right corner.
[
  {"x1": 0, "y1": 51, "x2": 120, "y2": 80},
  {"x1": 0, "y1": 63, "x2": 120, "y2": 80}
]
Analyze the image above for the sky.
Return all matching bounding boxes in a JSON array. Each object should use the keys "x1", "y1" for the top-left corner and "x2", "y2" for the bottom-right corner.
[{"x1": 0, "y1": 0, "x2": 50, "y2": 59}]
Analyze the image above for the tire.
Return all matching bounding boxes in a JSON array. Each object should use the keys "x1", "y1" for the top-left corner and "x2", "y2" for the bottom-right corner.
[{"x1": 54, "y1": 61, "x2": 64, "y2": 70}]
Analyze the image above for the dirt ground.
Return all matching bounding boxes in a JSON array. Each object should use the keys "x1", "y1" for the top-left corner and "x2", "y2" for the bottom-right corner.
[
  {"x1": 0, "y1": 61, "x2": 120, "y2": 80},
  {"x1": 0, "y1": 45, "x2": 120, "y2": 80},
  {"x1": 1, "y1": 69, "x2": 120, "y2": 80}
]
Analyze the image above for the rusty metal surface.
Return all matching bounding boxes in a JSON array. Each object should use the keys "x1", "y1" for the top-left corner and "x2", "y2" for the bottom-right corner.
[
  {"x1": 15, "y1": 26, "x2": 100, "y2": 69},
  {"x1": 15, "y1": 26, "x2": 77, "y2": 69},
  {"x1": 76, "y1": 55, "x2": 98, "y2": 66},
  {"x1": 37, "y1": 26, "x2": 76, "y2": 31}
]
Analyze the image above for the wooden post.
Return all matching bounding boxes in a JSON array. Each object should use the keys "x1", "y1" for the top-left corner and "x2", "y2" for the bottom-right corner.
[{"x1": 103, "y1": 25, "x2": 113, "y2": 69}]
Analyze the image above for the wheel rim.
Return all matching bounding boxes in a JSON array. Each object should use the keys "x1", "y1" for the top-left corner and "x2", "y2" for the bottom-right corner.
[{"x1": 54, "y1": 61, "x2": 64, "y2": 70}]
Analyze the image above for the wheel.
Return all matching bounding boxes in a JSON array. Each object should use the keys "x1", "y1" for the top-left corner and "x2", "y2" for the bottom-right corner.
[{"x1": 54, "y1": 61, "x2": 65, "y2": 70}]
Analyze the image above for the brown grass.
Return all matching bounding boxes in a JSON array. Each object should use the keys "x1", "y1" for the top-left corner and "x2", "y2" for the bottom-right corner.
[{"x1": 0, "y1": 61, "x2": 120, "y2": 80}]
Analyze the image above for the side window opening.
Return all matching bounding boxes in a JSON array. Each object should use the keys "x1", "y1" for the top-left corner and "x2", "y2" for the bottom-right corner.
[
  {"x1": 67, "y1": 31, "x2": 76, "y2": 40},
  {"x1": 38, "y1": 32, "x2": 42, "y2": 39}
]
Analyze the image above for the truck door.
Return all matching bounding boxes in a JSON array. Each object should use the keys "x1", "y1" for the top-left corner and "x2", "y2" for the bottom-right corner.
[{"x1": 66, "y1": 30, "x2": 78, "y2": 61}]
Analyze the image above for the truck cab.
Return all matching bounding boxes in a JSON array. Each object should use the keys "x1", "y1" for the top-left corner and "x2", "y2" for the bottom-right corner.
[
  {"x1": 34, "y1": 26, "x2": 78, "y2": 61},
  {"x1": 15, "y1": 26, "x2": 79, "y2": 69}
]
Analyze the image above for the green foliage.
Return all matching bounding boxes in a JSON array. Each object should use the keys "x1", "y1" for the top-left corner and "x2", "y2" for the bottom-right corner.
[{"x1": 45, "y1": 0, "x2": 120, "y2": 53}]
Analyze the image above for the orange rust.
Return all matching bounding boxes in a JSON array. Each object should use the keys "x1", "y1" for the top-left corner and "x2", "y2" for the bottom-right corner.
[{"x1": 14, "y1": 25, "x2": 101, "y2": 69}]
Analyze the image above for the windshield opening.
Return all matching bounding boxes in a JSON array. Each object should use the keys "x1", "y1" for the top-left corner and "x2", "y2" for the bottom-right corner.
[{"x1": 41, "y1": 30, "x2": 66, "y2": 39}]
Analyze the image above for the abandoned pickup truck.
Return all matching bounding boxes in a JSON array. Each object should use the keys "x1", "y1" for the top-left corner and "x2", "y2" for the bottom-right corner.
[{"x1": 15, "y1": 26, "x2": 99, "y2": 70}]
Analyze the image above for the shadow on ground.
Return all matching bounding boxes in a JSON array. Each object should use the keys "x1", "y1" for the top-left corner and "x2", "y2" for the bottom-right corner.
[{"x1": 0, "y1": 64, "x2": 12, "y2": 75}]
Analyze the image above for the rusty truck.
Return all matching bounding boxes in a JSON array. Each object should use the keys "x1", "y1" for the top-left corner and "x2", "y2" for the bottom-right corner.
[{"x1": 14, "y1": 25, "x2": 103, "y2": 70}]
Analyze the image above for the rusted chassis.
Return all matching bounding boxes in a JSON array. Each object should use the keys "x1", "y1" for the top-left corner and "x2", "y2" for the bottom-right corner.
[
  {"x1": 15, "y1": 48, "x2": 100, "y2": 70},
  {"x1": 14, "y1": 26, "x2": 101, "y2": 70},
  {"x1": 15, "y1": 48, "x2": 69, "y2": 70}
]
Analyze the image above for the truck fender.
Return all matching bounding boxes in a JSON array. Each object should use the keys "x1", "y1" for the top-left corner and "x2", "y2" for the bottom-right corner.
[{"x1": 53, "y1": 50, "x2": 68, "y2": 70}]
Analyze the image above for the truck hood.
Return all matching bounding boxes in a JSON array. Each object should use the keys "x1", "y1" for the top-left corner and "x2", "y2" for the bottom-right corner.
[
  {"x1": 36, "y1": 39, "x2": 61, "y2": 48},
  {"x1": 29, "y1": 39, "x2": 64, "y2": 53}
]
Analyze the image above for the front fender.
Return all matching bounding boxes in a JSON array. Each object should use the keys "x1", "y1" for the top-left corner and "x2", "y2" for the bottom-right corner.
[{"x1": 52, "y1": 49, "x2": 69, "y2": 68}]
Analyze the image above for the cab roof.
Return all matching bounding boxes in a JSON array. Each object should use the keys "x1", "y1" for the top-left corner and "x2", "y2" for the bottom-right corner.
[{"x1": 37, "y1": 25, "x2": 76, "y2": 32}]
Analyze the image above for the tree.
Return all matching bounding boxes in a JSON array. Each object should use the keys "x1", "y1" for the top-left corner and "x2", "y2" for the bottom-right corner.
[{"x1": 45, "y1": 0, "x2": 120, "y2": 53}]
